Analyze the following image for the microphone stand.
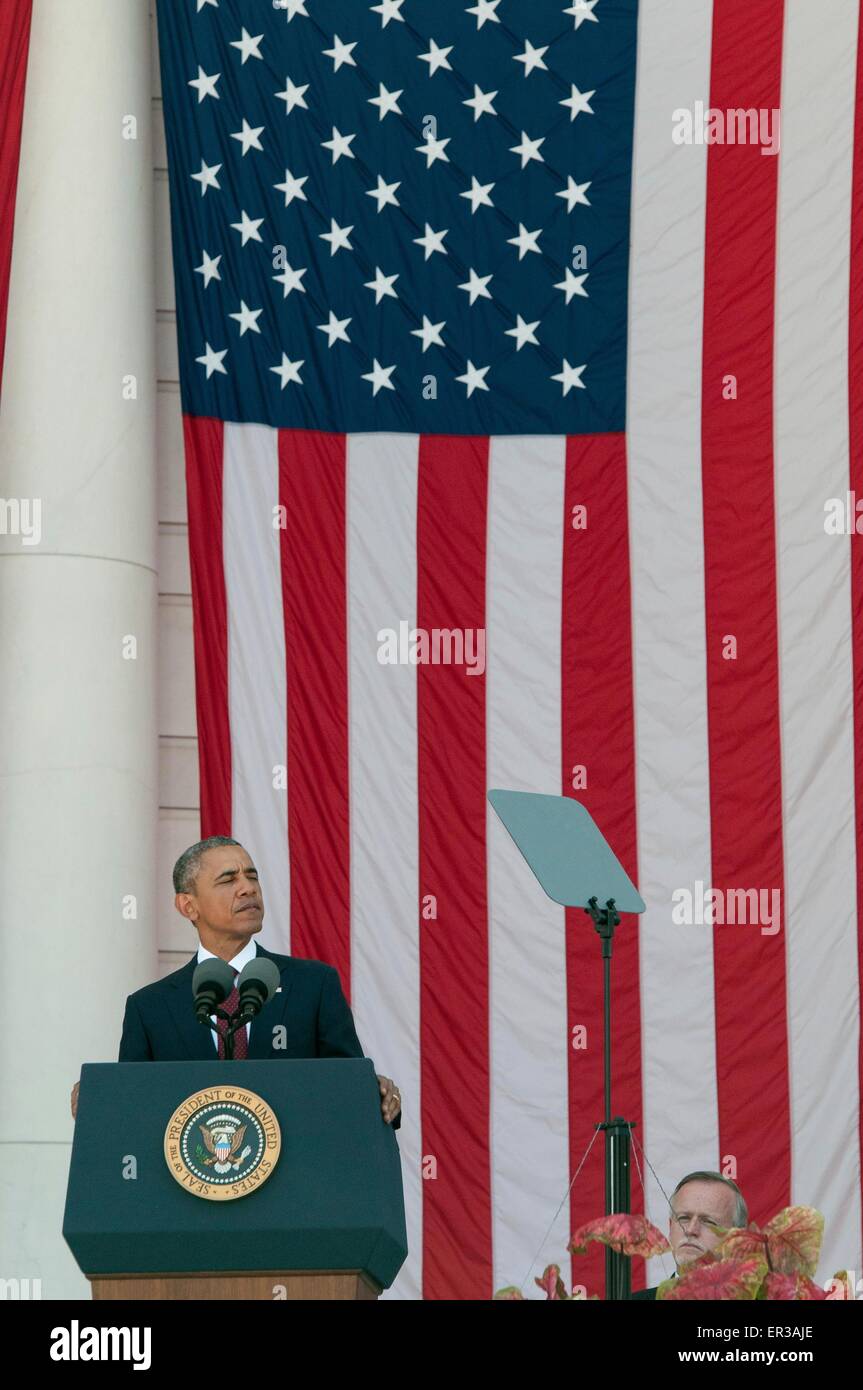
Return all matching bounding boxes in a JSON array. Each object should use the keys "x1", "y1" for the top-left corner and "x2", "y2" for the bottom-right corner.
[
  {"x1": 584, "y1": 895, "x2": 636, "y2": 1301},
  {"x1": 207, "y1": 1005, "x2": 252, "y2": 1060},
  {"x1": 196, "y1": 966, "x2": 274, "y2": 1057}
]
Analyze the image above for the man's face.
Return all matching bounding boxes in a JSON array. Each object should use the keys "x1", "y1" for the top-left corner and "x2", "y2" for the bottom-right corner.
[
  {"x1": 668, "y1": 1180, "x2": 738, "y2": 1267},
  {"x1": 175, "y1": 845, "x2": 265, "y2": 938}
]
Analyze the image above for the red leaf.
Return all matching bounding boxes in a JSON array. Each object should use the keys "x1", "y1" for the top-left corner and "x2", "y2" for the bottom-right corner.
[
  {"x1": 714, "y1": 1225, "x2": 768, "y2": 1262},
  {"x1": 534, "y1": 1264, "x2": 569, "y2": 1300},
  {"x1": 658, "y1": 1257, "x2": 767, "y2": 1301},
  {"x1": 796, "y1": 1276, "x2": 830, "y2": 1302},
  {"x1": 715, "y1": 1208, "x2": 823, "y2": 1279},
  {"x1": 570, "y1": 1212, "x2": 671, "y2": 1259},
  {"x1": 764, "y1": 1272, "x2": 828, "y2": 1301}
]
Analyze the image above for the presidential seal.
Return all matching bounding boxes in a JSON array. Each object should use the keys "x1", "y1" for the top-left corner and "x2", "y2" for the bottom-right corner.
[{"x1": 164, "y1": 1086, "x2": 281, "y2": 1201}]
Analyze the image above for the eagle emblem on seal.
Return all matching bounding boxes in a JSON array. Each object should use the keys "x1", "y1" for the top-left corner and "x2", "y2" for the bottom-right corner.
[{"x1": 198, "y1": 1114, "x2": 252, "y2": 1173}]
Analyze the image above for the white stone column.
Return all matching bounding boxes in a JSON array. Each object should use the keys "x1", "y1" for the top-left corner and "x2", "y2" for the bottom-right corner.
[{"x1": 0, "y1": 0, "x2": 158, "y2": 1298}]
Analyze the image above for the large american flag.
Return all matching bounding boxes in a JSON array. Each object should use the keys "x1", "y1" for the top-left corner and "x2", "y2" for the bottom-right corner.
[{"x1": 154, "y1": 0, "x2": 863, "y2": 1299}]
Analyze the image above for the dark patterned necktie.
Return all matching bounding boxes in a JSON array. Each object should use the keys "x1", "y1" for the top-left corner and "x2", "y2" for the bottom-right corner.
[{"x1": 215, "y1": 968, "x2": 248, "y2": 1060}]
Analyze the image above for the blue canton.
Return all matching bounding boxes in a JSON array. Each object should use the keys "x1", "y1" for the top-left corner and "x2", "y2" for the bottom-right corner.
[{"x1": 157, "y1": 0, "x2": 638, "y2": 435}]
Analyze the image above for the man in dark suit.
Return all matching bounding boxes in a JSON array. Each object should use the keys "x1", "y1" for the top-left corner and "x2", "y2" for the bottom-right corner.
[
  {"x1": 630, "y1": 1171, "x2": 748, "y2": 1299},
  {"x1": 71, "y1": 836, "x2": 401, "y2": 1129}
]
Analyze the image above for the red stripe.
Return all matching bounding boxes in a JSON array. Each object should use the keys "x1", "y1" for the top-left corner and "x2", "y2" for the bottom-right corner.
[
  {"x1": 701, "y1": 0, "x2": 790, "y2": 1223},
  {"x1": 184, "y1": 416, "x2": 232, "y2": 836},
  {"x1": 278, "y1": 430, "x2": 352, "y2": 991},
  {"x1": 0, "y1": 0, "x2": 32, "y2": 395},
  {"x1": 416, "y1": 435, "x2": 492, "y2": 1300},
  {"x1": 561, "y1": 432, "x2": 643, "y2": 1297},
  {"x1": 849, "y1": 0, "x2": 863, "y2": 1270}
]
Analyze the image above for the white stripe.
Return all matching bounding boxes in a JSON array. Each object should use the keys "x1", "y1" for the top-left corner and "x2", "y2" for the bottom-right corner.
[
  {"x1": 486, "y1": 436, "x2": 570, "y2": 1298},
  {"x1": 346, "y1": 434, "x2": 422, "y2": 1300},
  {"x1": 774, "y1": 0, "x2": 863, "y2": 1283},
  {"x1": 223, "y1": 423, "x2": 291, "y2": 948},
  {"x1": 626, "y1": 0, "x2": 717, "y2": 1287}
]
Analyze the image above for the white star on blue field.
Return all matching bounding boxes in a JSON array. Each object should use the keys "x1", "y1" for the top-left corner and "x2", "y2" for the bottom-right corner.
[{"x1": 158, "y1": 0, "x2": 637, "y2": 435}]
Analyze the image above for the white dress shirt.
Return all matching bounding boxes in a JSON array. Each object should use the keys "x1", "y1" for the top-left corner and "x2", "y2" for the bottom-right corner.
[{"x1": 197, "y1": 938, "x2": 258, "y2": 1053}]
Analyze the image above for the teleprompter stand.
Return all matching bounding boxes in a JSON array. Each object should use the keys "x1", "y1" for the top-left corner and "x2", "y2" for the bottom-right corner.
[{"x1": 488, "y1": 790, "x2": 646, "y2": 1301}]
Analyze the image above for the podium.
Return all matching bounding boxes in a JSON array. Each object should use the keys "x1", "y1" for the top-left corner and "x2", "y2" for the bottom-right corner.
[{"x1": 63, "y1": 1058, "x2": 407, "y2": 1300}]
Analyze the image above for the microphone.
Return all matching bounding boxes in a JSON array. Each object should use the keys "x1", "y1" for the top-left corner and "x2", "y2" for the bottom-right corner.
[
  {"x1": 236, "y1": 958, "x2": 281, "y2": 1022},
  {"x1": 192, "y1": 959, "x2": 235, "y2": 1025}
]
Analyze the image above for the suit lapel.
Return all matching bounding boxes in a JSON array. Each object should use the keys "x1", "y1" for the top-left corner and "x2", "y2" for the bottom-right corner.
[
  {"x1": 247, "y1": 943, "x2": 294, "y2": 1059},
  {"x1": 166, "y1": 956, "x2": 219, "y2": 1060}
]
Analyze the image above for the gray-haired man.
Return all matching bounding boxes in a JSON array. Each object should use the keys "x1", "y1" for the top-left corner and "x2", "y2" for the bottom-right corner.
[{"x1": 631, "y1": 1170, "x2": 748, "y2": 1300}]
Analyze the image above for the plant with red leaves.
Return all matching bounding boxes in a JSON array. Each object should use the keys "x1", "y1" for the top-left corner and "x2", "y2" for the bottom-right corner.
[{"x1": 494, "y1": 1206, "x2": 847, "y2": 1300}]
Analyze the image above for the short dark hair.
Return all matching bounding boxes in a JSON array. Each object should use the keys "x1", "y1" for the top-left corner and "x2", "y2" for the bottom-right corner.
[
  {"x1": 671, "y1": 1171, "x2": 748, "y2": 1228},
  {"x1": 173, "y1": 836, "x2": 242, "y2": 894}
]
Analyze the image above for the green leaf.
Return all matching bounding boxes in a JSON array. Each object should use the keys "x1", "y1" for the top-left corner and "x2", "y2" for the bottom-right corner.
[{"x1": 762, "y1": 1207, "x2": 824, "y2": 1277}]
